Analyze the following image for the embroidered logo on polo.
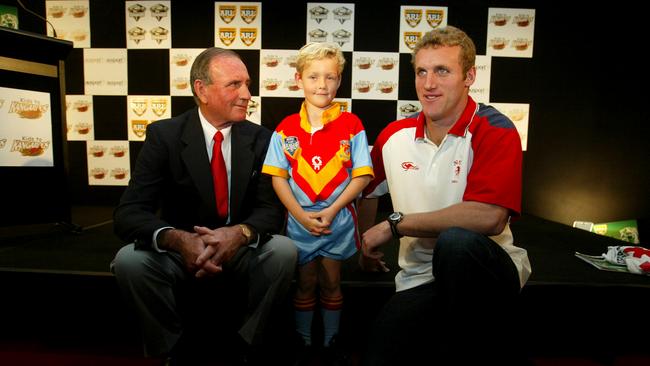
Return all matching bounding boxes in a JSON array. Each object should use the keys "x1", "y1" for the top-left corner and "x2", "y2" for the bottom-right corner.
[
  {"x1": 452, "y1": 159, "x2": 462, "y2": 183},
  {"x1": 401, "y1": 161, "x2": 419, "y2": 171}
]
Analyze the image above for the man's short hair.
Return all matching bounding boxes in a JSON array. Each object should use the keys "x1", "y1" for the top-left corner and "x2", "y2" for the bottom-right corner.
[
  {"x1": 190, "y1": 47, "x2": 242, "y2": 105},
  {"x1": 411, "y1": 25, "x2": 476, "y2": 75}
]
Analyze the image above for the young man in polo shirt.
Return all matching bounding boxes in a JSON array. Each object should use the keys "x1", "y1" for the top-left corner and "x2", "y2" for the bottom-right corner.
[{"x1": 359, "y1": 25, "x2": 532, "y2": 365}]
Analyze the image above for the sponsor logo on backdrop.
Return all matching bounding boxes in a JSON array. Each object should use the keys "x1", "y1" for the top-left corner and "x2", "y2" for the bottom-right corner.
[
  {"x1": 89, "y1": 145, "x2": 106, "y2": 157},
  {"x1": 309, "y1": 6, "x2": 328, "y2": 23},
  {"x1": 150, "y1": 3, "x2": 169, "y2": 21},
  {"x1": 11, "y1": 137, "x2": 50, "y2": 156},
  {"x1": 111, "y1": 146, "x2": 128, "y2": 157},
  {"x1": 9, "y1": 99, "x2": 49, "y2": 119},
  {"x1": 404, "y1": 32, "x2": 421, "y2": 50},
  {"x1": 127, "y1": 4, "x2": 146, "y2": 21},
  {"x1": 151, "y1": 99, "x2": 167, "y2": 117},
  {"x1": 332, "y1": 6, "x2": 352, "y2": 24},
  {"x1": 332, "y1": 29, "x2": 351, "y2": 47},
  {"x1": 426, "y1": 10, "x2": 444, "y2": 28},
  {"x1": 75, "y1": 123, "x2": 91, "y2": 135},
  {"x1": 219, "y1": 28, "x2": 236, "y2": 46},
  {"x1": 132, "y1": 120, "x2": 149, "y2": 138},
  {"x1": 150, "y1": 26, "x2": 169, "y2": 44},
  {"x1": 219, "y1": 5, "x2": 236, "y2": 23},
  {"x1": 404, "y1": 9, "x2": 422, "y2": 27},
  {"x1": 240, "y1": 28, "x2": 257, "y2": 46},
  {"x1": 91, "y1": 167, "x2": 107, "y2": 179},
  {"x1": 131, "y1": 98, "x2": 147, "y2": 116},
  {"x1": 111, "y1": 168, "x2": 128, "y2": 180},
  {"x1": 128, "y1": 27, "x2": 146, "y2": 44},
  {"x1": 240, "y1": 5, "x2": 258, "y2": 24},
  {"x1": 308, "y1": 28, "x2": 327, "y2": 42}
]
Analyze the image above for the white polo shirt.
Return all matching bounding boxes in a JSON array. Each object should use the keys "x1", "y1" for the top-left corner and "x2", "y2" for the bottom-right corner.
[{"x1": 365, "y1": 97, "x2": 531, "y2": 292}]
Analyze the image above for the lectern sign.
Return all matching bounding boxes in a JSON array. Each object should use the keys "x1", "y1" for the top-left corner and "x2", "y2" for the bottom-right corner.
[{"x1": 0, "y1": 86, "x2": 53, "y2": 167}]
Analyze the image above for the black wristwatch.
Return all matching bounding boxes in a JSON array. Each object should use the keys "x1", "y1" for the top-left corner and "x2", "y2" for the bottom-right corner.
[{"x1": 387, "y1": 211, "x2": 404, "y2": 239}]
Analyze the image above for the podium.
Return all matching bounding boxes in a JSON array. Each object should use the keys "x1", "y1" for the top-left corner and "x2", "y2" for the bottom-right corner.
[{"x1": 0, "y1": 28, "x2": 73, "y2": 226}]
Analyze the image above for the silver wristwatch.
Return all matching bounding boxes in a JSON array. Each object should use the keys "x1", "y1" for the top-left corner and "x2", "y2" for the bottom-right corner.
[{"x1": 387, "y1": 211, "x2": 404, "y2": 239}]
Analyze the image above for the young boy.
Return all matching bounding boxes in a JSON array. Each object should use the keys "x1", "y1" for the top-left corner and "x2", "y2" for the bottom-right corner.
[{"x1": 262, "y1": 42, "x2": 373, "y2": 360}]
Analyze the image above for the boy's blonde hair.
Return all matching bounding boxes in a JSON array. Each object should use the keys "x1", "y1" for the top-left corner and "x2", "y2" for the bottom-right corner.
[{"x1": 295, "y1": 42, "x2": 346, "y2": 75}]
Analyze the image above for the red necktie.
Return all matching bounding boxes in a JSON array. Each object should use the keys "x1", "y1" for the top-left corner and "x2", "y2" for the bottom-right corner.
[{"x1": 212, "y1": 131, "x2": 228, "y2": 219}]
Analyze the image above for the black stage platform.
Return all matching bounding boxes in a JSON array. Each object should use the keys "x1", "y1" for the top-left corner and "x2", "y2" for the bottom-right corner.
[
  {"x1": 1, "y1": 207, "x2": 649, "y2": 361},
  {"x1": 1, "y1": 207, "x2": 648, "y2": 287}
]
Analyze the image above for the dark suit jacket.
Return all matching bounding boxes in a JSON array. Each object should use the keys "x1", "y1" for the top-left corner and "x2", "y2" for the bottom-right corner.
[{"x1": 114, "y1": 108, "x2": 284, "y2": 250}]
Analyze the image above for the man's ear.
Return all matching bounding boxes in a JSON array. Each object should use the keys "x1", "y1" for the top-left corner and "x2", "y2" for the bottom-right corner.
[
  {"x1": 464, "y1": 66, "x2": 476, "y2": 87},
  {"x1": 194, "y1": 79, "x2": 207, "y2": 104}
]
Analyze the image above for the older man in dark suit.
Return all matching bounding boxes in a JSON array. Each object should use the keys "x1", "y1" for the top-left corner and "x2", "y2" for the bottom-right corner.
[{"x1": 111, "y1": 48, "x2": 296, "y2": 365}]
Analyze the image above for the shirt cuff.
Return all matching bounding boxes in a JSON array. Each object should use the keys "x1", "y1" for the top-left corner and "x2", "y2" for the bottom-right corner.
[
  {"x1": 248, "y1": 232, "x2": 260, "y2": 249},
  {"x1": 152, "y1": 226, "x2": 174, "y2": 253}
]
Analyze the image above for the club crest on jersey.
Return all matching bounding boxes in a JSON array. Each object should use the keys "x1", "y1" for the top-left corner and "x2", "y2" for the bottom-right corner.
[
  {"x1": 452, "y1": 159, "x2": 462, "y2": 183},
  {"x1": 283, "y1": 136, "x2": 299, "y2": 157},
  {"x1": 339, "y1": 140, "x2": 351, "y2": 161},
  {"x1": 312, "y1": 156, "x2": 323, "y2": 171}
]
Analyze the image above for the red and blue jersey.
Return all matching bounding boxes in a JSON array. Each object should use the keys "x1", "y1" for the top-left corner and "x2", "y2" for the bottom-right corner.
[{"x1": 263, "y1": 102, "x2": 373, "y2": 264}]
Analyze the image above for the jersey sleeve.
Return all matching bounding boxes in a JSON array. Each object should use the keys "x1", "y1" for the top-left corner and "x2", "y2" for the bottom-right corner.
[
  {"x1": 261, "y1": 130, "x2": 290, "y2": 179},
  {"x1": 349, "y1": 116, "x2": 374, "y2": 179},
  {"x1": 464, "y1": 124, "x2": 522, "y2": 216},
  {"x1": 363, "y1": 123, "x2": 394, "y2": 199}
]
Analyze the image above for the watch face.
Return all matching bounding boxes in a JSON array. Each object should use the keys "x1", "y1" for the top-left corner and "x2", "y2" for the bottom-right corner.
[{"x1": 389, "y1": 212, "x2": 402, "y2": 221}]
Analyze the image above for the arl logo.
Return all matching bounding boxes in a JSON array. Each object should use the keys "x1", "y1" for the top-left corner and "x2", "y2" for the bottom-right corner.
[
  {"x1": 132, "y1": 120, "x2": 149, "y2": 138},
  {"x1": 150, "y1": 98, "x2": 167, "y2": 117},
  {"x1": 426, "y1": 10, "x2": 444, "y2": 28},
  {"x1": 219, "y1": 5, "x2": 236, "y2": 24},
  {"x1": 240, "y1": 5, "x2": 258, "y2": 24},
  {"x1": 219, "y1": 28, "x2": 236, "y2": 46},
  {"x1": 404, "y1": 9, "x2": 422, "y2": 28},
  {"x1": 240, "y1": 28, "x2": 257, "y2": 46},
  {"x1": 131, "y1": 98, "x2": 147, "y2": 116},
  {"x1": 401, "y1": 161, "x2": 419, "y2": 171},
  {"x1": 403, "y1": 32, "x2": 421, "y2": 50}
]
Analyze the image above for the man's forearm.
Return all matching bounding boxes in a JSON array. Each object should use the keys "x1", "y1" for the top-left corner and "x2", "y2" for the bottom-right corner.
[
  {"x1": 157, "y1": 228, "x2": 189, "y2": 251},
  {"x1": 395, "y1": 201, "x2": 509, "y2": 238}
]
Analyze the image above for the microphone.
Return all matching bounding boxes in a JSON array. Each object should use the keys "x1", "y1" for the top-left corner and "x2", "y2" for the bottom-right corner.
[{"x1": 16, "y1": 0, "x2": 58, "y2": 38}]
